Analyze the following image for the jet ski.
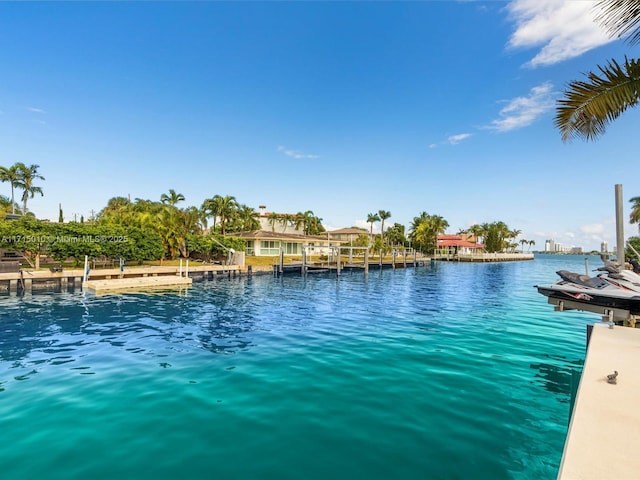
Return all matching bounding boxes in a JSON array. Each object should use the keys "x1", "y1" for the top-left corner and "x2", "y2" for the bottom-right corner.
[
  {"x1": 594, "y1": 261, "x2": 640, "y2": 292},
  {"x1": 535, "y1": 262, "x2": 640, "y2": 322}
]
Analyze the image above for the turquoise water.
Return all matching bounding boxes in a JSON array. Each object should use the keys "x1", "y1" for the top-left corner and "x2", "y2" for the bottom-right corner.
[{"x1": 0, "y1": 255, "x2": 598, "y2": 479}]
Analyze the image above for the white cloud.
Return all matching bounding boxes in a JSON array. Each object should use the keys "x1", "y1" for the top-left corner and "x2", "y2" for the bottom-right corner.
[
  {"x1": 486, "y1": 81, "x2": 555, "y2": 132},
  {"x1": 448, "y1": 133, "x2": 472, "y2": 145},
  {"x1": 580, "y1": 223, "x2": 605, "y2": 234},
  {"x1": 277, "y1": 145, "x2": 319, "y2": 160},
  {"x1": 506, "y1": 0, "x2": 614, "y2": 67},
  {"x1": 26, "y1": 106, "x2": 46, "y2": 114},
  {"x1": 355, "y1": 218, "x2": 379, "y2": 233}
]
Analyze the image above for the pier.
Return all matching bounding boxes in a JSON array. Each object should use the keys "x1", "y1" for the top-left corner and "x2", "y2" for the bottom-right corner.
[
  {"x1": 273, "y1": 247, "x2": 431, "y2": 276},
  {"x1": 558, "y1": 323, "x2": 640, "y2": 479},
  {"x1": 0, "y1": 264, "x2": 240, "y2": 294},
  {"x1": 83, "y1": 275, "x2": 193, "y2": 294},
  {"x1": 432, "y1": 252, "x2": 534, "y2": 262}
]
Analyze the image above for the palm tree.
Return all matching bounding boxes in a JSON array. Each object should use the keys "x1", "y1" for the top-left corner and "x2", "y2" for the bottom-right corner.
[
  {"x1": 267, "y1": 212, "x2": 280, "y2": 232},
  {"x1": 160, "y1": 189, "x2": 185, "y2": 206},
  {"x1": 630, "y1": 196, "x2": 640, "y2": 234},
  {"x1": 216, "y1": 195, "x2": 237, "y2": 235},
  {"x1": 235, "y1": 204, "x2": 260, "y2": 232},
  {"x1": 201, "y1": 195, "x2": 237, "y2": 234},
  {"x1": 366, "y1": 212, "x2": 380, "y2": 237},
  {"x1": 15, "y1": 164, "x2": 44, "y2": 214},
  {"x1": 378, "y1": 210, "x2": 391, "y2": 244},
  {"x1": 408, "y1": 212, "x2": 449, "y2": 254},
  {"x1": 281, "y1": 213, "x2": 295, "y2": 233},
  {"x1": 0, "y1": 163, "x2": 24, "y2": 214},
  {"x1": 555, "y1": 0, "x2": 640, "y2": 141},
  {"x1": 467, "y1": 224, "x2": 485, "y2": 244},
  {"x1": 519, "y1": 239, "x2": 528, "y2": 252}
]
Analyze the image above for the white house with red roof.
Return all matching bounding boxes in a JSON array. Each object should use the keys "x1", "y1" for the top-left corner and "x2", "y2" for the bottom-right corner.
[{"x1": 436, "y1": 234, "x2": 485, "y2": 255}]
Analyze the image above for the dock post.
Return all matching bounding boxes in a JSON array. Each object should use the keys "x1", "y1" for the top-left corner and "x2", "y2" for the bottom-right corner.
[
  {"x1": 336, "y1": 249, "x2": 341, "y2": 277},
  {"x1": 364, "y1": 249, "x2": 369, "y2": 274},
  {"x1": 615, "y1": 184, "x2": 625, "y2": 268},
  {"x1": 9, "y1": 279, "x2": 18, "y2": 292},
  {"x1": 83, "y1": 256, "x2": 89, "y2": 283},
  {"x1": 392, "y1": 251, "x2": 396, "y2": 269},
  {"x1": 186, "y1": 260, "x2": 189, "y2": 278},
  {"x1": 279, "y1": 247, "x2": 284, "y2": 275}
]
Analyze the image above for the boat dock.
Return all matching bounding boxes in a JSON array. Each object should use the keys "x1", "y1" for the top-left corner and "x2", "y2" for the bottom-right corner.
[
  {"x1": 0, "y1": 264, "x2": 240, "y2": 294},
  {"x1": 274, "y1": 258, "x2": 431, "y2": 276},
  {"x1": 558, "y1": 323, "x2": 640, "y2": 479},
  {"x1": 83, "y1": 275, "x2": 193, "y2": 294}
]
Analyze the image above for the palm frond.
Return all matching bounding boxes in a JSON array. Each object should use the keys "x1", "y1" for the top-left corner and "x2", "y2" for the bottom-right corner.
[
  {"x1": 595, "y1": 0, "x2": 640, "y2": 45},
  {"x1": 555, "y1": 57, "x2": 640, "y2": 141}
]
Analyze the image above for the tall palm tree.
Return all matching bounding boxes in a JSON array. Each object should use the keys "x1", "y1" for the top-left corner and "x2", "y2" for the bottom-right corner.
[
  {"x1": 15, "y1": 163, "x2": 44, "y2": 214},
  {"x1": 281, "y1": 213, "x2": 295, "y2": 233},
  {"x1": 366, "y1": 212, "x2": 380, "y2": 237},
  {"x1": 201, "y1": 195, "x2": 237, "y2": 234},
  {"x1": 160, "y1": 189, "x2": 185, "y2": 206},
  {"x1": 216, "y1": 195, "x2": 237, "y2": 235},
  {"x1": 556, "y1": 0, "x2": 640, "y2": 141},
  {"x1": 0, "y1": 163, "x2": 24, "y2": 214},
  {"x1": 378, "y1": 210, "x2": 391, "y2": 240},
  {"x1": 519, "y1": 239, "x2": 528, "y2": 252},
  {"x1": 267, "y1": 212, "x2": 280, "y2": 232}
]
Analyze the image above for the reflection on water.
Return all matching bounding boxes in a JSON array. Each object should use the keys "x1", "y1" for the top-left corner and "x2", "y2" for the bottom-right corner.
[
  {"x1": 0, "y1": 279, "x2": 263, "y2": 381},
  {"x1": 530, "y1": 356, "x2": 584, "y2": 402}
]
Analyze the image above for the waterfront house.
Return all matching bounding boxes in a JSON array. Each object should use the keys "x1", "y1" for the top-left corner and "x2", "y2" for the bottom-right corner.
[
  {"x1": 436, "y1": 234, "x2": 485, "y2": 256},
  {"x1": 229, "y1": 230, "x2": 341, "y2": 257}
]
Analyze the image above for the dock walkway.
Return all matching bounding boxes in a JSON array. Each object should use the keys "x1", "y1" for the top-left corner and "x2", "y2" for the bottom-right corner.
[
  {"x1": 0, "y1": 264, "x2": 239, "y2": 294},
  {"x1": 558, "y1": 323, "x2": 640, "y2": 479},
  {"x1": 83, "y1": 276, "x2": 193, "y2": 294}
]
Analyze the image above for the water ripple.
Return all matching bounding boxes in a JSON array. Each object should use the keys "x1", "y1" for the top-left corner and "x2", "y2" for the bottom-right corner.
[{"x1": 0, "y1": 255, "x2": 597, "y2": 479}]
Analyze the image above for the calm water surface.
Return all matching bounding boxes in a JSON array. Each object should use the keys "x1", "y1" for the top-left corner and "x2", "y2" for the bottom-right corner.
[{"x1": 0, "y1": 255, "x2": 599, "y2": 479}]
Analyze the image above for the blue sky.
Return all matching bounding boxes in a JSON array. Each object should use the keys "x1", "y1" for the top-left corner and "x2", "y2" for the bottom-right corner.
[{"x1": 1, "y1": 0, "x2": 638, "y2": 251}]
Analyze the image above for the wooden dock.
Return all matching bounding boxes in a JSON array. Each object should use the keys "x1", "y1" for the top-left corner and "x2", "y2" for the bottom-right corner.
[
  {"x1": 558, "y1": 323, "x2": 640, "y2": 479},
  {"x1": 83, "y1": 275, "x2": 193, "y2": 294},
  {"x1": 0, "y1": 264, "x2": 239, "y2": 294}
]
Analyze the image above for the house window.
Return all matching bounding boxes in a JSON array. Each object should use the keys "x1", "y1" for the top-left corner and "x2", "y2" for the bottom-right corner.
[
  {"x1": 283, "y1": 242, "x2": 300, "y2": 255},
  {"x1": 260, "y1": 240, "x2": 280, "y2": 256},
  {"x1": 246, "y1": 240, "x2": 255, "y2": 255}
]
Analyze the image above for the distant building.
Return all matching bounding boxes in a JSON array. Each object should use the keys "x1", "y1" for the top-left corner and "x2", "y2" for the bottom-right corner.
[
  {"x1": 601, "y1": 241, "x2": 609, "y2": 254},
  {"x1": 570, "y1": 247, "x2": 583, "y2": 254},
  {"x1": 545, "y1": 239, "x2": 555, "y2": 252}
]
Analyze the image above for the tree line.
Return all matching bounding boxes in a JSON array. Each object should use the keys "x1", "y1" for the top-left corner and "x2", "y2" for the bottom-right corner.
[{"x1": 0, "y1": 167, "x2": 534, "y2": 264}]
